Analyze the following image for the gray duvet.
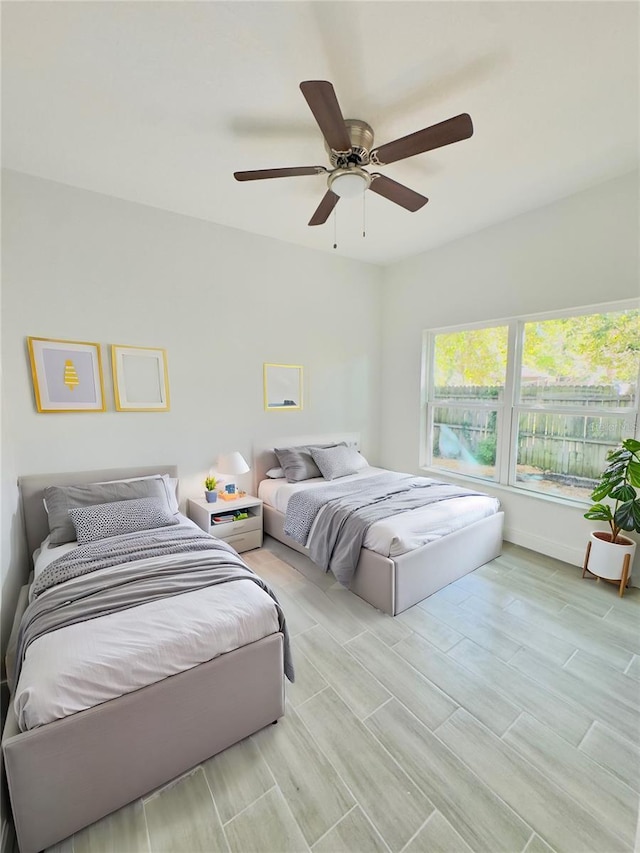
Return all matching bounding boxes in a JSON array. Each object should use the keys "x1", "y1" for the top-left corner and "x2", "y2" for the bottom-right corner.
[
  {"x1": 14, "y1": 524, "x2": 294, "y2": 689},
  {"x1": 285, "y1": 472, "x2": 484, "y2": 585}
]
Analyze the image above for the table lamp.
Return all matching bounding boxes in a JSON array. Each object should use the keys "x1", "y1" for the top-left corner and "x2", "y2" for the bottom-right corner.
[{"x1": 216, "y1": 451, "x2": 250, "y2": 496}]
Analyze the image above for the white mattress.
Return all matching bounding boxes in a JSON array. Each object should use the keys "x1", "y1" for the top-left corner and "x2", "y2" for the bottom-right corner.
[
  {"x1": 15, "y1": 517, "x2": 280, "y2": 731},
  {"x1": 258, "y1": 467, "x2": 500, "y2": 558}
]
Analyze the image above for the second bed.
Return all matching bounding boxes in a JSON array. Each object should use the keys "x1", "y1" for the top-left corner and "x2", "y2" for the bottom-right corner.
[{"x1": 255, "y1": 439, "x2": 504, "y2": 616}]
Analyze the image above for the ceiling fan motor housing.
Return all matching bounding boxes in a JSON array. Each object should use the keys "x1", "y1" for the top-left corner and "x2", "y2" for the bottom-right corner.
[{"x1": 326, "y1": 120, "x2": 374, "y2": 167}]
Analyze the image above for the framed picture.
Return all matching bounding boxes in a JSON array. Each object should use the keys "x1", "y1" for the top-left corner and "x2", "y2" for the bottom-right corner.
[
  {"x1": 27, "y1": 337, "x2": 106, "y2": 413},
  {"x1": 111, "y1": 345, "x2": 170, "y2": 412},
  {"x1": 264, "y1": 363, "x2": 303, "y2": 411}
]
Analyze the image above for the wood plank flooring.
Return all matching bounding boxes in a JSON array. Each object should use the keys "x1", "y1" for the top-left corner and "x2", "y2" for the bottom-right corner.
[{"x1": 44, "y1": 539, "x2": 639, "y2": 853}]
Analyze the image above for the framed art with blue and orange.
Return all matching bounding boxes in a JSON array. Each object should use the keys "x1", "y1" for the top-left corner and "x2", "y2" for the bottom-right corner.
[{"x1": 27, "y1": 336, "x2": 106, "y2": 413}]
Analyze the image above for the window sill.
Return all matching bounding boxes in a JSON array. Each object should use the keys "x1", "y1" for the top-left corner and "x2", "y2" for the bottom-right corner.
[{"x1": 419, "y1": 466, "x2": 590, "y2": 511}]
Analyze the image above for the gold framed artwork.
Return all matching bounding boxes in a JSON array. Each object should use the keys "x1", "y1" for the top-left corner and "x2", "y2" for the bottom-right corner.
[
  {"x1": 27, "y1": 336, "x2": 106, "y2": 413},
  {"x1": 263, "y1": 363, "x2": 303, "y2": 411},
  {"x1": 111, "y1": 345, "x2": 170, "y2": 412}
]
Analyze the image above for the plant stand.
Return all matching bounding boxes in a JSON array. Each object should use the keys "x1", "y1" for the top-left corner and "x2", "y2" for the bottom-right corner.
[{"x1": 582, "y1": 539, "x2": 633, "y2": 598}]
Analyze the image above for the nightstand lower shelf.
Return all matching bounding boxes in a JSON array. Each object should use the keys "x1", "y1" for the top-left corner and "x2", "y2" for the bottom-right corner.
[{"x1": 187, "y1": 496, "x2": 264, "y2": 554}]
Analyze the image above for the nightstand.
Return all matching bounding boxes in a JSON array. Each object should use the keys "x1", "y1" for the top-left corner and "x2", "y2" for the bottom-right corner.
[{"x1": 187, "y1": 495, "x2": 263, "y2": 553}]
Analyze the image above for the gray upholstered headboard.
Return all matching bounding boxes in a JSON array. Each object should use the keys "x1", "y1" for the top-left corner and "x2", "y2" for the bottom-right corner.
[
  {"x1": 252, "y1": 434, "x2": 360, "y2": 490},
  {"x1": 18, "y1": 465, "x2": 178, "y2": 560}
]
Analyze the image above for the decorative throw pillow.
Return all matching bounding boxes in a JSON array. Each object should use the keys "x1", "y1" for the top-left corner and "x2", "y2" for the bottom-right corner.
[
  {"x1": 44, "y1": 478, "x2": 172, "y2": 545},
  {"x1": 69, "y1": 497, "x2": 179, "y2": 545},
  {"x1": 310, "y1": 445, "x2": 369, "y2": 480},
  {"x1": 274, "y1": 443, "x2": 344, "y2": 483}
]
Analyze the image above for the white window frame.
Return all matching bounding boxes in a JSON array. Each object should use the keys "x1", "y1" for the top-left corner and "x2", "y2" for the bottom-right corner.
[{"x1": 420, "y1": 299, "x2": 640, "y2": 505}]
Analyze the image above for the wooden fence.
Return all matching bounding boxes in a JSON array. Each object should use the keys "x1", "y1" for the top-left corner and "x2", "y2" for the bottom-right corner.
[
  {"x1": 433, "y1": 385, "x2": 634, "y2": 480},
  {"x1": 516, "y1": 413, "x2": 626, "y2": 480},
  {"x1": 435, "y1": 385, "x2": 633, "y2": 407}
]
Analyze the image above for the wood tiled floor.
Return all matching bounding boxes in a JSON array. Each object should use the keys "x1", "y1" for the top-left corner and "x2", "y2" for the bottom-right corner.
[{"x1": 45, "y1": 538, "x2": 640, "y2": 853}]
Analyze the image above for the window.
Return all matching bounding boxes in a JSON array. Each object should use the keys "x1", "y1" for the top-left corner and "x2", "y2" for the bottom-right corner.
[
  {"x1": 422, "y1": 304, "x2": 640, "y2": 503},
  {"x1": 430, "y1": 326, "x2": 508, "y2": 480}
]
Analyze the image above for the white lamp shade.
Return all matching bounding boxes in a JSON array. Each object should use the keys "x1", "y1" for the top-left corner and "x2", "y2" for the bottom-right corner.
[{"x1": 216, "y1": 451, "x2": 250, "y2": 476}]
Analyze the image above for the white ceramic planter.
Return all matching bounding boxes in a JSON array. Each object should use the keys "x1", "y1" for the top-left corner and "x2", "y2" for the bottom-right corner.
[{"x1": 585, "y1": 531, "x2": 636, "y2": 581}]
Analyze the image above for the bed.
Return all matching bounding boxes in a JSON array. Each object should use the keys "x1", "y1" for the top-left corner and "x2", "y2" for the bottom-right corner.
[
  {"x1": 255, "y1": 436, "x2": 504, "y2": 616},
  {"x1": 2, "y1": 466, "x2": 288, "y2": 853}
]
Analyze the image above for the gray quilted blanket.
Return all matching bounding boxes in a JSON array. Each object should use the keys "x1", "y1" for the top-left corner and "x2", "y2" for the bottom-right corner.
[
  {"x1": 15, "y1": 523, "x2": 294, "y2": 689},
  {"x1": 285, "y1": 472, "x2": 484, "y2": 585},
  {"x1": 31, "y1": 524, "x2": 232, "y2": 599}
]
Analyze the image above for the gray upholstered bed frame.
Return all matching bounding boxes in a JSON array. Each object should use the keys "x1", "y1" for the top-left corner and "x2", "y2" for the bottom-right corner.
[
  {"x1": 254, "y1": 437, "x2": 504, "y2": 616},
  {"x1": 3, "y1": 466, "x2": 285, "y2": 853}
]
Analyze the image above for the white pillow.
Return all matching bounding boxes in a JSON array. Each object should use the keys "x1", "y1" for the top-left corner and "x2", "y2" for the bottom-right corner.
[
  {"x1": 265, "y1": 467, "x2": 285, "y2": 479},
  {"x1": 310, "y1": 445, "x2": 369, "y2": 480},
  {"x1": 165, "y1": 477, "x2": 179, "y2": 512}
]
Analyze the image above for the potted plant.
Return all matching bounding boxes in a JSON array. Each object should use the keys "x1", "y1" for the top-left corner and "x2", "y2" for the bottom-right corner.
[
  {"x1": 583, "y1": 438, "x2": 640, "y2": 595},
  {"x1": 204, "y1": 476, "x2": 218, "y2": 503}
]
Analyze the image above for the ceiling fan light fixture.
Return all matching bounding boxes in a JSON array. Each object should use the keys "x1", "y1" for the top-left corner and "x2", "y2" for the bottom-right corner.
[{"x1": 328, "y1": 168, "x2": 371, "y2": 198}]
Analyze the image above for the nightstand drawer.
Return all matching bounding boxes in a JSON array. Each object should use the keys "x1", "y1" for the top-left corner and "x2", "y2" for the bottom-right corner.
[
  {"x1": 225, "y1": 529, "x2": 262, "y2": 553},
  {"x1": 210, "y1": 515, "x2": 261, "y2": 537}
]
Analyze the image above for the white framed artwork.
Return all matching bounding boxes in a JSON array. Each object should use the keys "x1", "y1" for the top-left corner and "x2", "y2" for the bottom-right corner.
[
  {"x1": 112, "y1": 345, "x2": 170, "y2": 412},
  {"x1": 264, "y1": 363, "x2": 303, "y2": 411}
]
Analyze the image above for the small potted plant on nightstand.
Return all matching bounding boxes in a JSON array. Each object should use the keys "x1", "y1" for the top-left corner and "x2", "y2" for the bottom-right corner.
[
  {"x1": 204, "y1": 476, "x2": 218, "y2": 503},
  {"x1": 583, "y1": 438, "x2": 640, "y2": 596}
]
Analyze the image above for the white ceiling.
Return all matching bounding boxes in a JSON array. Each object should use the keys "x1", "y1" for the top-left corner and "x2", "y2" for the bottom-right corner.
[{"x1": 2, "y1": 1, "x2": 638, "y2": 266}]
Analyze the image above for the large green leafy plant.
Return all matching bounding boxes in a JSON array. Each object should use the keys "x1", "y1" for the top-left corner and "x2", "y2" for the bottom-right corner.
[{"x1": 584, "y1": 438, "x2": 640, "y2": 543}]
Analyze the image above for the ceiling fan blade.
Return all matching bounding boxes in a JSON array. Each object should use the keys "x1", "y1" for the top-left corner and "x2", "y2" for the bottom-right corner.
[
  {"x1": 308, "y1": 190, "x2": 339, "y2": 226},
  {"x1": 370, "y1": 113, "x2": 473, "y2": 166},
  {"x1": 234, "y1": 166, "x2": 327, "y2": 181},
  {"x1": 369, "y1": 174, "x2": 428, "y2": 212},
  {"x1": 300, "y1": 81, "x2": 352, "y2": 153}
]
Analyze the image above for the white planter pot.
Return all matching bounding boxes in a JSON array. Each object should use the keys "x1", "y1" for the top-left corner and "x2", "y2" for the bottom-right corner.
[{"x1": 585, "y1": 531, "x2": 636, "y2": 581}]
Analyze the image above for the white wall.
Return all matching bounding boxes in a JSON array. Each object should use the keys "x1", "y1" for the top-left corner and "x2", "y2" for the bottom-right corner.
[
  {"x1": 379, "y1": 172, "x2": 640, "y2": 568},
  {"x1": 0, "y1": 170, "x2": 383, "y2": 658},
  {"x1": 3, "y1": 168, "x2": 638, "y2": 656}
]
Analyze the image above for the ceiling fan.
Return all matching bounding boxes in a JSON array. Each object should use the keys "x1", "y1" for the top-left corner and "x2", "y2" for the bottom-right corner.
[{"x1": 234, "y1": 80, "x2": 473, "y2": 226}]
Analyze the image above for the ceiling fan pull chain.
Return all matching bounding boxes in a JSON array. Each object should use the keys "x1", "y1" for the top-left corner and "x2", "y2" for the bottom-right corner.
[
  {"x1": 362, "y1": 192, "x2": 366, "y2": 239},
  {"x1": 333, "y1": 208, "x2": 337, "y2": 250}
]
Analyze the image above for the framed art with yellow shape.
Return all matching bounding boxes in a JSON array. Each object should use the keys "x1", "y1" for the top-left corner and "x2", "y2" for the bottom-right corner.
[
  {"x1": 112, "y1": 345, "x2": 170, "y2": 412},
  {"x1": 263, "y1": 363, "x2": 303, "y2": 411},
  {"x1": 27, "y1": 336, "x2": 106, "y2": 413}
]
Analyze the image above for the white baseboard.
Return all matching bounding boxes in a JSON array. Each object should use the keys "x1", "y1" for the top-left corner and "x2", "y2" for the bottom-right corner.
[
  {"x1": 504, "y1": 525, "x2": 639, "y2": 587},
  {"x1": 504, "y1": 525, "x2": 584, "y2": 566}
]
